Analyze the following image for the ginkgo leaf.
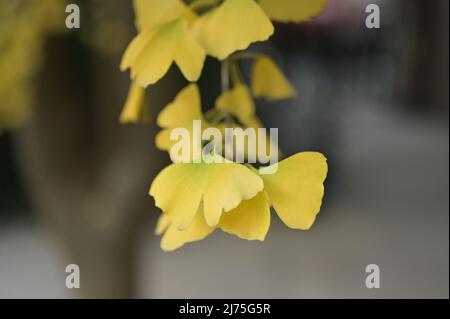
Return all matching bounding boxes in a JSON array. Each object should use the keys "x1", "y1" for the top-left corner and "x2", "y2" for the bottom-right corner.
[
  {"x1": 155, "y1": 128, "x2": 173, "y2": 151},
  {"x1": 155, "y1": 213, "x2": 171, "y2": 236},
  {"x1": 153, "y1": 153, "x2": 328, "y2": 250},
  {"x1": 133, "y1": 0, "x2": 197, "y2": 31},
  {"x1": 193, "y1": 0, "x2": 274, "y2": 60},
  {"x1": 156, "y1": 192, "x2": 269, "y2": 250},
  {"x1": 149, "y1": 155, "x2": 264, "y2": 229},
  {"x1": 120, "y1": 28, "x2": 155, "y2": 76},
  {"x1": 216, "y1": 83, "x2": 255, "y2": 126},
  {"x1": 126, "y1": 25, "x2": 173, "y2": 86},
  {"x1": 157, "y1": 84, "x2": 202, "y2": 128},
  {"x1": 202, "y1": 158, "x2": 265, "y2": 226},
  {"x1": 121, "y1": 19, "x2": 205, "y2": 87},
  {"x1": 150, "y1": 163, "x2": 209, "y2": 230},
  {"x1": 219, "y1": 191, "x2": 270, "y2": 241},
  {"x1": 252, "y1": 56, "x2": 297, "y2": 101},
  {"x1": 119, "y1": 81, "x2": 147, "y2": 124},
  {"x1": 259, "y1": 0, "x2": 329, "y2": 23},
  {"x1": 261, "y1": 152, "x2": 328, "y2": 230},
  {"x1": 155, "y1": 84, "x2": 207, "y2": 154},
  {"x1": 175, "y1": 33, "x2": 207, "y2": 82},
  {"x1": 159, "y1": 206, "x2": 215, "y2": 251}
]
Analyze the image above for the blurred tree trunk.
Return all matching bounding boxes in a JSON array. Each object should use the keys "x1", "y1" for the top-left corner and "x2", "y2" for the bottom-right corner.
[
  {"x1": 13, "y1": 36, "x2": 176, "y2": 298},
  {"x1": 398, "y1": 0, "x2": 449, "y2": 111}
]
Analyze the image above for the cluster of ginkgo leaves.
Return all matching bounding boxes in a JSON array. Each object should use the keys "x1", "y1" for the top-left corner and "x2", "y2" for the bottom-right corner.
[
  {"x1": 120, "y1": 0, "x2": 330, "y2": 251},
  {"x1": 0, "y1": 0, "x2": 67, "y2": 133}
]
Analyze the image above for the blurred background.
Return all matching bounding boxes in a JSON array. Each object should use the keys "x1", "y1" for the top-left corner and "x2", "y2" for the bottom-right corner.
[{"x1": 0, "y1": 0, "x2": 448, "y2": 298}]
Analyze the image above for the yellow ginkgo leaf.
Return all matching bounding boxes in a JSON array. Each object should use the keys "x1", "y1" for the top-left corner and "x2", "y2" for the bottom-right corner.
[
  {"x1": 156, "y1": 191, "x2": 270, "y2": 251},
  {"x1": 155, "y1": 213, "x2": 171, "y2": 236},
  {"x1": 149, "y1": 155, "x2": 264, "y2": 229},
  {"x1": 121, "y1": 19, "x2": 205, "y2": 87},
  {"x1": 193, "y1": 0, "x2": 274, "y2": 60},
  {"x1": 133, "y1": 0, "x2": 197, "y2": 31},
  {"x1": 155, "y1": 84, "x2": 207, "y2": 153},
  {"x1": 153, "y1": 151, "x2": 329, "y2": 251},
  {"x1": 157, "y1": 83, "x2": 202, "y2": 128},
  {"x1": 119, "y1": 81, "x2": 147, "y2": 124},
  {"x1": 259, "y1": 0, "x2": 329, "y2": 23},
  {"x1": 150, "y1": 163, "x2": 209, "y2": 230},
  {"x1": 261, "y1": 152, "x2": 328, "y2": 230},
  {"x1": 155, "y1": 128, "x2": 174, "y2": 151},
  {"x1": 219, "y1": 191, "x2": 270, "y2": 241},
  {"x1": 202, "y1": 158, "x2": 264, "y2": 226},
  {"x1": 216, "y1": 83, "x2": 255, "y2": 126},
  {"x1": 120, "y1": 28, "x2": 155, "y2": 75},
  {"x1": 252, "y1": 56, "x2": 297, "y2": 101},
  {"x1": 158, "y1": 206, "x2": 215, "y2": 251}
]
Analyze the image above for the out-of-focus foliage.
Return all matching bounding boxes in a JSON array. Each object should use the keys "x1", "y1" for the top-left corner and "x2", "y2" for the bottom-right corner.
[
  {"x1": 0, "y1": 0, "x2": 67, "y2": 133},
  {"x1": 251, "y1": 55, "x2": 297, "y2": 101},
  {"x1": 81, "y1": 0, "x2": 135, "y2": 57},
  {"x1": 191, "y1": 0, "x2": 274, "y2": 60},
  {"x1": 259, "y1": 0, "x2": 329, "y2": 23}
]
